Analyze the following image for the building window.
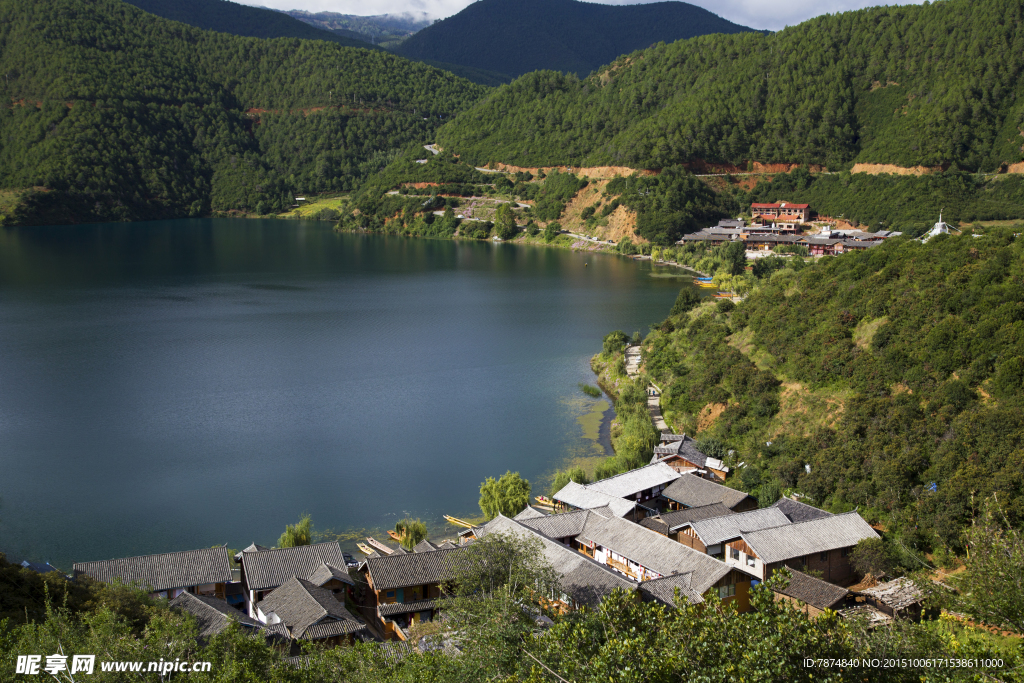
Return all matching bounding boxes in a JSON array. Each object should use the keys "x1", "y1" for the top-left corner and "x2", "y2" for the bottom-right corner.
[
  {"x1": 730, "y1": 548, "x2": 740, "y2": 561},
  {"x1": 718, "y1": 584, "x2": 736, "y2": 599},
  {"x1": 841, "y1": 547, "x2": 850, "y2": 558},
  {"x1": 386, "y1": 591, "x2": 394, "y2": 598},
  {"x1": 820, "y1": 552, "x2": 828, "y2": 562}
]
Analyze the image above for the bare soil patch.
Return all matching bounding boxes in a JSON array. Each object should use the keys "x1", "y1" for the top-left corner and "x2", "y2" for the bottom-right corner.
[
  {"x1": 697, "y1": 403, "x2": 727, "y2": 432},
  {"x1": 850, "y1": 163, "x2": 948, "y2": 176}
]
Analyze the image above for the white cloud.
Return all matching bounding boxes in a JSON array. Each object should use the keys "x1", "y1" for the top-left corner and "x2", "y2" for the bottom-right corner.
[{"x1": 241, "y1": 0, "x2": 926, "y2": 31}]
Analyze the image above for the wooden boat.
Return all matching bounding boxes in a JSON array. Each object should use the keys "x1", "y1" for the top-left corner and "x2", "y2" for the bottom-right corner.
[
  {"x1": 698, "y1": 283, "x2": 718, "y2": 288},
  {"x1": 356, "y1": 543, "x2": 375, "y2": 555},
  {"x1": 366, "y1": 537, "x2": 394, "y2": 554},
  {"x1": 387, "y1": 529, "x2": 403, "y2": 542},
  {"x1": 694, "y1": 277, "x2": 713, "y2": 282},
  {"x1": 534, "y1": 496, "x2": 556, "y2": 508},
  {"x1": 443, "y1": 514, "x2": 476, "y2": 529}
]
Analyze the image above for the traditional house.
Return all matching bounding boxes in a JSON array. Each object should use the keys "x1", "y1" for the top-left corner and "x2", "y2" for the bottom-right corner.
[
  {"x1": 639, "y1": 503, "x2": 735, "y2": 540},
  {"x1": 586, "y1": 462, "x2": 683, "y2": 506},
  {"x1": 742, "y1": 234, "x2": 805, "y2": 251},
  {"x1": 750, "y1": 202, "x2": 810, "y2": 222},
  {"x1": 771, "y1": 569, "x2": 851, "y2": 617},
  {"x1": 677, "y1": 231, "x2": 736, "y2": 245},
  {"x1": 73, "y1": 547, "x2": 232, "y2": 600},
  {"x1": 734, "y1": 512, "x2": 880, "y2": 583},
  {"x1": 652, "y1": 434, "x2": 729, "y2": 480},
  {"x1": 169, "y1": 592, "x2": 284, "y2": 642},
  {"x1": 479, "y1": 514, "x2": 637, "y2": 609},
  {"x1": 803, "y1": 237, "x2": 844, "y2": 256},
  {"x1": 239, "y1": 541, "x2": 354, "y2": 619},
  {"x1": 552, "y1": 481, "x2": 648, "y2": 520},
  {"x1": 660, "y1": 473, "x2": 758, "y2": 513},
  {"x1": 677, "y1": 507, "x2": 792, "y2": 560},
  {"x1": 360, "y1": 545, "x2": 461, "y2": 640},
  {"x1": 572, "y1": 510, "x2": 756, "y2": 611},
  {"x1": 256, "y1": 577, "x2": 368, "y2": 646}
]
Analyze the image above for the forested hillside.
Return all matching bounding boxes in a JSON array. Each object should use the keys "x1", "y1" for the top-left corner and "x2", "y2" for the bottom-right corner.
[
  {"x1": 123, "y1": 0, "x2": 374, "y2": 48},
  {"x1": 629, "y1": 230, "x2": 1024, "y2": 564},
  {"x1": 394, "y1": 0, "x2": 753, "y2": 79},
  {"x1": 0, "y1": 0, "x2": 487, "y2": 225},
  {"x1": 437, "y1": 0, "x2": 1024, "y2": 172}
]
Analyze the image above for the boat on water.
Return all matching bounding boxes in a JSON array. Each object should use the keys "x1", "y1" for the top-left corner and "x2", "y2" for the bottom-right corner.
[
  {"x1": 443, "y1": 514, "x2": 476, "y2": 528},
  {"x1": 387, "y1": 529, "x2": 403, "y2": 542},
  {"x1": 356, "y1": 543, "x2": 375, "y2": 555},
  {"x1": 694, "y1": 277, "x2": 713, "y2": 282},
  {"x1": 366, "y1": 537, "x2": 394, "y2": 554},
  {"x1": 698, "y1": 283, "x2": 718, "y2": 288},
  {"x1": 534, "y1": 496, "x2": 555, "y2": 508}
]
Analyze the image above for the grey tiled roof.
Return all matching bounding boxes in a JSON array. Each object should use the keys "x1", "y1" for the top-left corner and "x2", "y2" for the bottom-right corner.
[
  {"x1": 773, "y1": 569, "x2": 849, "y2": 610},
  {"x1": 413, "y1": 539, "x2": 439, "y2": 553},
  {"x1": 365, "y1": 547, "x2": 462, "y2": 591},
  {"x1": 479, "y1": 515, "x2": 635, "y2": 607},
  {"x1": 552, "y1": 481, "x2": 638, "y2": 517},
  {"x1": 588, "y1": 462, "x2": 682, "y2": 499},
  {"x1": 771, "y1": 498, "x2": 834, "y2": 523},
  {"x1": 858, "y1": 577, "x2": 923, "y2": 611},
  {"x1": 687, "y1": 507, "x2": 791, "y2": 545},
  {"x1": 169, "y1": 592, "x2": 263, "y2": 638},
  {"x1": 660, "y1": 504, "x2": 736, "y2": 531},
  {"x1": 661, "y1": 474, "x2": 754, "y2": 510},
  {"x1": 307, "y1": 562, "x2": 355, "y2": 588},
  {"x1": 513, "y1": 506, "x2": 546, "y2": 521},
  {"x1": 639, "y1": 572, "x2": 704, "y2": 608},
  {"x1": 742, "y1": 512, "x2": 879, "y2": 564},
  {"x1": 436, "y1": 541, "x2": 458, "y2": 550},
  {"x1": 379, "y1": 598, "x2": 437, "y2": 617},
  {"x1": 517, "y1": 508, "x2": 596, "y2": 539},
  {"x1": 241, "y1": 542, "x2": 347, "y2": 592},
  {"x1": 301, "y1": 619, "x2": 367, "y2": 639},
  {"x1": 73, "y1": 547, "x2": 232, "y2": 593},
  {"x1": 580, "y1": 514, "x2": 736, "y2": 594},
  {"x1": 258, "y1": 577, "x2": 364, "y2": 640},
  {"x1": 379, "y1": 640, "x2": 414, "y2": 664},
  {"x1": 652, "y1": 434, "x2": 709, "y2": 467}
]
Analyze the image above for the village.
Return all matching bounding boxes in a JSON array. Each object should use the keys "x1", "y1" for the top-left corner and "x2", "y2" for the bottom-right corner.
[
  {"x1": 54, "y1": 393, "x2": 922, "y2": 662},
  {"x1": 676, "y1": 202, "x2": 903, "y2": 257}
]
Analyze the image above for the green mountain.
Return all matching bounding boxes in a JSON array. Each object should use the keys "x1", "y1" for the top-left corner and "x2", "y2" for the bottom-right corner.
[
  {"x1": 123, "y1": 0, "x2": 376, "y2": 48},
  {"x1": 0, "y1": 0, "x2": 487, "y2": 225},
  {"x1": 437, "y1": 0, "x2": 1024, "y2": 172},
  {"x1": 394, "y1": 0, "x2": 755, "y2": 80}
]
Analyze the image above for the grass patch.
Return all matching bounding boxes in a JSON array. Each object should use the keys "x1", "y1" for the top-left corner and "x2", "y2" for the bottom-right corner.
[
  {"x1": 279, "y1": 194, "x2": 349, "y2": 219},
  {"x1": 853, "y1": 316, "x2": 888, "y2": 349},
  {"x1": 578, "y1": 383, "x2": 602, "y2": 397}
]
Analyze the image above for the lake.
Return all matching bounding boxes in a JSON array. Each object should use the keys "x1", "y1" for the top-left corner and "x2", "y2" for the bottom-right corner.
[{"x1": 0, "y1": 219, "x2": 700, "y2": 569}]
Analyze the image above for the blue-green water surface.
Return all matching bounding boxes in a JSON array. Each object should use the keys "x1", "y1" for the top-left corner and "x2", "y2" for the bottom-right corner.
[{"x1": 0, "y1": 219, "x2": 697, "y2": 568}]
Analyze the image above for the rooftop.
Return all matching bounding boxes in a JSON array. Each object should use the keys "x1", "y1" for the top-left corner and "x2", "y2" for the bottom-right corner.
[
  {"x1": 640, "y1": 504, "x2": 736, "y2": 535},
  {"x1": 638, "y1": 572, "x2": 703, "y2": 608},
  {"x1": 773, "y1": 569, "x2": 850, "y2": 611},
  {"x1": 364, "y1": 546, "x2": 462, "y2": 591},
  {"x1": 587, "y1": 462, "x2": 682, "y2": 499},
  {"x1": 241, "y1": 541, "x2": 348, "y2": 592},
  {"x1": 73, "y1": 547, "x2": 232, "y2": 593},
  {"x1": 687, "y1": 507, "x2": 792, "y2": 546},
  {"x1": 257, "y1": 576, "x2": 365, "y2": 640},
  {"x1": 661, "y1": 474, "x2": 754, "y2": 510},
  {"x1": 169, "y1": 592, "x2": 265, "y2": 639},
  {"x1": 770, "y1": 498, "x2": 833, "y2": 524},
  {"x1": 742, "y1": 512, "x2": 879, "y2": 564},
  {"x1": 552, "y1": 481, "x2": 639, "y2": 518},
  {"x1": 858, "y1": 577, "x2": 923, "y2": 611}
]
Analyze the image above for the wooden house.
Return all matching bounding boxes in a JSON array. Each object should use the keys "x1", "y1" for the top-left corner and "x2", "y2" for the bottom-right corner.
[
  {"x1": 659, "y1": 473, "x2": 758, "y2": 513},
  {"x1": 652, "y1": 434, "x2": 729, "y2": 480},
  {"x1": 585, "y1": 462, "x2": 683, "y2": 506},
  {"x1": 771, "y1": 568, "x2": 851, "y2": 617},
  {"x1": 239, "y1": 541, "x2": 354, "y2": 619},
  {"x1": 750, "y1": 202, "x2": 810, "y2": 222},
  {"x1": 676, "y1": 507, "x2": 791, "y2": 560},
  {"x1": 852, "y1": 577, "x2": 927, "y2": 622},
  {"x1": 732, "y1": 512, "x2": 880, "y2": 583},
  {"x1": 552, "y1": 480, "x2": 649, "y2": 520},
  {"x1": 73, "y1": 546, "x2": 232, "y2": 600},
  {"x1": 360, "y1": 545, "x2": 460, "y2": 640},
  {"x1": 256, "y1": 577, "x2": 368, "y2": 647}
]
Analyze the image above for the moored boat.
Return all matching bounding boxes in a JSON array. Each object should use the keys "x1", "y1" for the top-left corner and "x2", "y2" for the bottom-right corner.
[
  {"x1": 444, "y1": 514, "x2": 476, "y2": 528},
  {"x1": 366, "y1": 537, "x2": 394, "y2": 554},
  {"x1": 356, "y1": 542, "x2": 375, "y2": 555}
]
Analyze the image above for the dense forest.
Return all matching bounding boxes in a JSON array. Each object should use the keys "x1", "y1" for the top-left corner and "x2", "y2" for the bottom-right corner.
[
  {"x1": 437, "y1": 0, "x2": 1024, "y2": 172},
  {"x1": 123, "y1": 0, "x2": 375, "y2": 48},
  {"x1": 394, "y1": 0, "x2": 753, "y2": 80},
  {"x1": 620, "y1": 230, "x2": 1024, "y2": 566},
  {"x1": 0, "y1": 0, "x2": 487, "y2": 225}
]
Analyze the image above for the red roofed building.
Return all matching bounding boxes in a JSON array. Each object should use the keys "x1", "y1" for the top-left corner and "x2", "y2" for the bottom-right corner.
[{"x1": 750, "y1": 202, "x2": 810, "y2": 222}]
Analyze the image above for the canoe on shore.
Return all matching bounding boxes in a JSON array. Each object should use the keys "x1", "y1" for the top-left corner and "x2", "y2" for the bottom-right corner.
[
  {"x1": 444, "y1": 514, "x2": 476, "y2": 529},
  {"x1": 366, "y1": 537, "x2": 394, "y2": 554},
  {"x1": 356, "y1": 543, "x2": 375, "y2": 555}
]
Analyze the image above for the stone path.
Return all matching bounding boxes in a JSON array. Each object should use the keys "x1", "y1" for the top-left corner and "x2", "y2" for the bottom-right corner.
[{"x1": 624, "y1": 345, "x2": 669, "y2": 432}]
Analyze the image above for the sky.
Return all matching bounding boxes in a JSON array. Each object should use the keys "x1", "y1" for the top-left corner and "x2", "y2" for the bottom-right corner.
[{"x1": 239, "y1": 0, "x2": 926, "y2": 32}]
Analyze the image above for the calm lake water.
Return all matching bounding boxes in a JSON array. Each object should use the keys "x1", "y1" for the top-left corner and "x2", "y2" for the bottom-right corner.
[{"x1": 0, "y1": 219, "x2": 699, "y2": 569}]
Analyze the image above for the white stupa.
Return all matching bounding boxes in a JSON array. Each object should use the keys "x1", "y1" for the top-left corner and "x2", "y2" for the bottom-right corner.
[{"x1": 920, "y1": 211, "x2": 960, "y2": 242}]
